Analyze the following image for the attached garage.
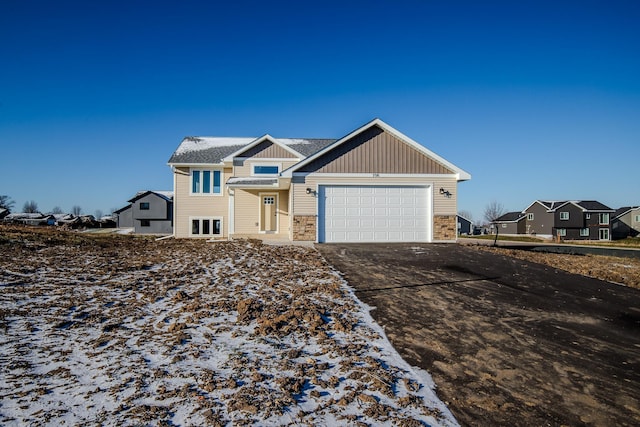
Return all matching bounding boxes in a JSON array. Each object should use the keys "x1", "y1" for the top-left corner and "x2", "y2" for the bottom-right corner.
[{"x1": 318, "y1": 185, "x2": 431, "y2": 243}]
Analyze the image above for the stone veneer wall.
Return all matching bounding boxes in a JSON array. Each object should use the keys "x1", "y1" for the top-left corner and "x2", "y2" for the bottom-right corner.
[
  {"x1": 292, "y1": 215, "x2": 316, "y2": 241},
  {"x1": 433, "y1": 215, "x2": 457, "y2": 241}
]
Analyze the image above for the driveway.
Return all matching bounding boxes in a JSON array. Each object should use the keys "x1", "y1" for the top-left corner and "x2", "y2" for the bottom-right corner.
[{"x1": 316, "y1": 243, "x2": 640, "y2": 427}]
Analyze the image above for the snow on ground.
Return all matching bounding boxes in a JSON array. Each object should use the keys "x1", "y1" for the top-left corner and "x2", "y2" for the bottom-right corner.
[{"x1": 0, "y1": 228, "x2": 457, "y2": 426}]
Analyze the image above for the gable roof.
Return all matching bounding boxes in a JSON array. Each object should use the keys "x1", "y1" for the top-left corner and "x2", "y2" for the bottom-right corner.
[
  {"x1": 168, "y1": 135, "x2": 335, "y2": 165},
  {"x1": 522, "y1": 200, "x2": 566, "y2": 212},
  {"x1": 614, "y1": 206, "x2": 640, "y2": 218},
  {"x1": 552, "y1": 200, "x2": 613, "y2": 212},
  {"x1": 281, "y1": 118, "x2": 471, "y2": 180},
  {"x1": 494, "y1": 212, "x2": 525, "y2": 222},
  {"x1": 128, "y1": 190, "x2": 174, "y2": 203}
]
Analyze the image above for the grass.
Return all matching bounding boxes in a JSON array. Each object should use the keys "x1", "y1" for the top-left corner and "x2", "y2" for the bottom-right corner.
[{"x1": 462, "y1": 234, "x2": 640, "y2": 248}]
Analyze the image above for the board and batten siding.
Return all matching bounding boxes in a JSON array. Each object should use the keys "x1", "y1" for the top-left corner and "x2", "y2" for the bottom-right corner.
[
  {"x1": 297, "y1": 127, "x2": 454, "y2": 175},
  {"x1": 238, "y1": 141, "x2": 298, "y2": 159},
  {"x1": 292, "y1": 175, "x2": 458, "y2": 217},
  {"x1": 173, "y1": 166, "x2": 231, "y2": 238}
]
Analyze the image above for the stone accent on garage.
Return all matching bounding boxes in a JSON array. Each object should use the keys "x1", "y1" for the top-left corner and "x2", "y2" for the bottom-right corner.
[
  {"x1": 433, "y1": 215, "x2": 457, "y2": 241},
  {"x1": 293, "y1": 215, "x2": 316, "y2": 241}
]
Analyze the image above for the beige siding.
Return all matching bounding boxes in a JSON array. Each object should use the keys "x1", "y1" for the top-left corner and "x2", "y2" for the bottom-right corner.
[
  {"x1": 173, "y1": 166, "x2": 231, "y2": 238},
  {"x1": 239, "y1": 141, "x2": 297, "y2": 158},
  {"x1": 233, "y1": 159, "x2": 299, "y2": 177},
  {"x1": 298, "y1": 126, "x2": 454, "y2": 174},
  {"x1": 292, "y1": 175, "x2": 458, "y2": 217},
  {"x1": 233, "y1": 189, "x2": 290, "y2": 234}
]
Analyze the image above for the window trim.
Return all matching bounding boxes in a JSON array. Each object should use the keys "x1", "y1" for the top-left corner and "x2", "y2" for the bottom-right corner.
[
  {"x1": 189, "y1": 216, "x2": 223, "y2": 237},
  {"x1": 527, "y1": 213, "x2": 534, "y2": 221},
  {"x1": 190, "y1": 168, "x2": 223, "y2": 196},
  {"x1": 139, "y1": 202, "x2": 150, "y2": 210},
  {"x1": 598, "y1": 213, "x2": 610, "y2": 225},
  {"x1": 559, "y1": 211, "x2": 569, "y2": 221},
  {"x1": 580, "y1": 228, "x2": 589, "y2": 237},
  {"x1": 599, "y1": 228, "x2": 610, "y2": 240}
]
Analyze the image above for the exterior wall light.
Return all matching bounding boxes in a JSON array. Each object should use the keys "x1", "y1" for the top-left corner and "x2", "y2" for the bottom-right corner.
[{"x1": 439, "y1": 188, "x2": 452, "y2": 198}]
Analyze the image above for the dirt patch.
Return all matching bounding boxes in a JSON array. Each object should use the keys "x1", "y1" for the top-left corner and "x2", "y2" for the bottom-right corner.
[
  {"x1": 317, "y1": 243, "x2": 640, "y2": 427},
  {"x1": 0, "y1": 225, "x2": 455, "y2": 426}
]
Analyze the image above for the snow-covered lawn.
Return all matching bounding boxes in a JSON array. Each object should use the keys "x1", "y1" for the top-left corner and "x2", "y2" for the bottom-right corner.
[{"x1": 0, "y1": 229, "x2": 457, "y2": 426}]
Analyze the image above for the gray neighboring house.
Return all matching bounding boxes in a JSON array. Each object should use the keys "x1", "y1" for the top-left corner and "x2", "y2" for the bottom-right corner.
[
  {"x1": 522, "y1": 200, "x2": 564, "y2": 238},
  {"x1": 493, "y1": 212, "x2": 526, "y2": 235},
  {"x1": 550, "y1": 200, "x2": 614, "y2": 241},
  {"x1": 612, "y1": 206, "x2": 640, "y2": 240},
  {"x1": 0, "y1": 208, "x2": 9, "y2": 220},
  {"x1": 457, "y1": 215, "x2": 473, "y2": 235},
  {"x1": 115, "y1": 191, "x2": 173, "y2": 234}
]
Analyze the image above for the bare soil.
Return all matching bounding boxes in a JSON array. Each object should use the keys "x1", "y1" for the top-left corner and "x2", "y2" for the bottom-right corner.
[{"x1": 317, "y1": 243, "x2": 640, "y2": 427}]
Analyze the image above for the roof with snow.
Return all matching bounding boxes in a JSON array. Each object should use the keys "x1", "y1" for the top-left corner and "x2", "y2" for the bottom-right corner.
[
  {"x1": 494, "y1": 212, "x2": 525, "y2": 222},
  {"x1": 128, "y1": 190, "x2": 174, "y2": 203},
  {"x1": 167, "y1": 136, "x2": 335, "y2": 164}
]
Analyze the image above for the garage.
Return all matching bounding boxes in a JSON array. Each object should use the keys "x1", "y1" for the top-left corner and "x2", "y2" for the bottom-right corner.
[{"x1": 318, "y1": 185, "x2": 431, "y2": 243}]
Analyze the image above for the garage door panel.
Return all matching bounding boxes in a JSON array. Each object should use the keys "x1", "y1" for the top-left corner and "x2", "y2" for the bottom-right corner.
[{"x1": 319, "y1": 185, "x2": 430, "y2": 243}]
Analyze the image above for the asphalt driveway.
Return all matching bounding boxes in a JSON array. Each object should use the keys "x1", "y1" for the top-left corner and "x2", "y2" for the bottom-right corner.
[{"x1": 316, "y1": 243, "x2": 640, "y2": 427}]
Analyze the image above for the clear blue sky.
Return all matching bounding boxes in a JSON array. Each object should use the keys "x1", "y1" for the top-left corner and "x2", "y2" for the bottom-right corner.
[{"x1": 1, "y1": 0, "x2": 638, "y2": 222}]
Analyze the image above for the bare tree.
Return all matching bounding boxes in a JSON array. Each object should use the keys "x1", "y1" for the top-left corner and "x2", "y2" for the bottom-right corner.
[
  {"x1": 51, "y1": 206, "x2": 64, "y2": 214},
  {"x1": 71, "y1": 205, "x2": 82, "y2": 216},
  {"x1": 458, "y1": 210, "x2": 473, "y2": 221},
  {"x1": 23, "y1": 200, "x2": 39, "y2": 213},
  {"x1": 0, "y1": 195, "x2": 15, "y2": 211},
  {"x1": 483, "y1": 200, "x2": 506, "y2": 223},
  {"x1": 94, "y1": 209, "x2": 103, "y2": 220}
]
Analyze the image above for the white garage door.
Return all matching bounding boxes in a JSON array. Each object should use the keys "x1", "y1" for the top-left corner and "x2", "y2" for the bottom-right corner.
[{"x1": 318, "y1": 185, "x2": 430, "y2": 243}]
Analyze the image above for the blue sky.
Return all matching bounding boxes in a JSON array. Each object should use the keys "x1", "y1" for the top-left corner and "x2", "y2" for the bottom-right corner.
[{"x1": 1, "y1": 0, "x2": 638, "y2": 222}]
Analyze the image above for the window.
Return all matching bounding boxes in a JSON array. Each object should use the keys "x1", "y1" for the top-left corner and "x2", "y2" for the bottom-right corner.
[
  {"x1": 560, "y1": 212, "x2": 569, "y2": 220},
  {"x1": 527, "y1": 213, "x2": 534, "y2": 220},
  {"x1": 190, "y1": 217, "x2": 222, "y2": 237},
  {"x1": 140, "y1": 219, "x2": 150, "y2": 227},
  {"x1": 598, "y1": 213, "x2": 609, "y2": 225},
  {"x1": 580, "y1": 228, "x2": 589, "y2": 237},
  {"x1": 191, "y1": 169, "x2": 222, "y2": 195},
  {"x1": 252, "y1": 164, "x2": 280, "y2": 176},
  {"x1": 557, "y1": 229, "x2": 566, "y2": 236},
  {"x1": 501, "y1": 223, "x2": 507, "y2": 228},
  {"x1": 140, "y1": 202, "x2": 150, "y2": 210},
  {"x1": 599, "y1": 228, "x2": 610, "y2": 240},
  {"x1": 635, "y1": 215, "x2": 640, "y2": 222},
  {"x1": 585, "y1": 213, "x2": 591, "y2": 219}
]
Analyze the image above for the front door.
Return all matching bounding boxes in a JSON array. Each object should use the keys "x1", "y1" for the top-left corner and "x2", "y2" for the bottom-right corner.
[{"x1": 260, "y1": 194, "x2": 277, "y2": 233}]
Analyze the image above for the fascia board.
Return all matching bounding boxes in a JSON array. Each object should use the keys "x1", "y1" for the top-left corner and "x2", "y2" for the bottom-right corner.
[{"x1": 222, "y1": 134, "x2": 304, "y2": 162}]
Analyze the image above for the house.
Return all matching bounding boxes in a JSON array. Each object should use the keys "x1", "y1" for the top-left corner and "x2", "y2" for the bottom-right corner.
[
  {"x1": 4, "y1": 212, "x2": 56, "y2": 226},
  {"x1": 0, "y1": 208, "x2": 8, "y2": 220},
  {"x1": 167, "y1": 118, "x2": 471, "y2": 243},
  {"x1": 522, "y1": 200, "x2": 565, "y2": 238},
  {"x1": 549, "y1": 201, "x2": 614, "y2": 241},
  {"x1": 612, "y1": 206, "x2": 640, "y2": 240},
  {"x1": 114, "y1": 191, "x2": 173, "y2": 234},
  {"x1": 493, "y1": 212, "x2": 526, "y2": 235},
  {"x1": 457, "y1": 215, "x2": 473, "y2": 236}
]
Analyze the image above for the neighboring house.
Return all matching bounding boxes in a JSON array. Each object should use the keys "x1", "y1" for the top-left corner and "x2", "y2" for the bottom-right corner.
[
  {"x1": 493, "y1": 212, "x2": 526, "y2": 235},
  {"x1": 4, "y1": 212, "x2": 55, "y2": 226},
  {"x1": 0, "y1": 208, "x2": 8, "y2": 220},
  {"x1": 522, "y1": 200, "x2": 564, "y2": 238},
  {"x1": 550, "y1": 201, "x2": 614, "y2": 241},
  {"x1": 612, "y1": 206, "x2": 640, "y2": 240},
  {"x1": 115, "y1": 191, "x2": 174, "y2": 234},
  {"x1": 167, "y1": 118, "x2": 471, "y2": 243},
  {"x1": 457, "y1": 215, "x2": 473, "y2": 235}
]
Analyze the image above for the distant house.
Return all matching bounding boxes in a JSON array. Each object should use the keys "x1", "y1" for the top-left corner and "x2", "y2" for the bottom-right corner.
[
  {"x1": 550, "y1": 201, "x2": 614, "y2": 241},
  {"x1": 4, "y1": 212, "x2": 55, "y2": 226},
  {"x1": 114, "y1": 191, "x2": 173, "y2": 234},
  {"x1": 457, "y1": 215, "x2": 473, "y2": 235},
  {"x1": 612, "y1": 206, "x2": 640, "y2": 240},
  {"x1": 0, "y1": 208, "x2": 9, "y2": 220},
  {"x1": 493, "y1": 212, "x2": 526, "y2": 235},
  {"x1": 522, "y1": 200, "x2": 564, "y2": 238}
]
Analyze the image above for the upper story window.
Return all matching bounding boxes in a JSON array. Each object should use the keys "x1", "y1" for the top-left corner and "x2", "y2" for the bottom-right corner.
[
  {"x1": 252, "y1": 164, "x2": 280, "y2": 176},
  {"x1": 586, "y1": 213, "x2": 591, "y2": 219},
  {"x1": 140, "y1": 202, "x2": 150, "y2": 210},
  {"x1": 560, "y1": 212, "x2": 569, "y2": 220},
  {"x1": 191, "y1": 169, "x2": 222, "y2": 195},
  {"x1": 598, "y1": 213, "x2": 610, "y2": 225},
  {"x1": 527, "y1": 213, "x2": 534, "y2": 220},
  {"x1": 634, "y1": 214, "x2": 640, "y2": 222}
]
